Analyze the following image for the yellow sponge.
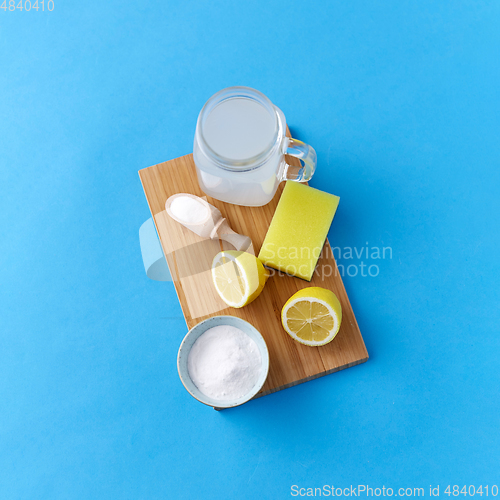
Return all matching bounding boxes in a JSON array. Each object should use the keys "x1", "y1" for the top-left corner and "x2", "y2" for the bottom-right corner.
[{"x1": 258, "y1": 181, "x2": 340, "y2": 281}]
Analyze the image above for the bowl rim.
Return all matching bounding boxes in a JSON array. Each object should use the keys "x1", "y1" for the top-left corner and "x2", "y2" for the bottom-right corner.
[{"x1": 177, "y1": 315, "x2": 270, "y2": 408}]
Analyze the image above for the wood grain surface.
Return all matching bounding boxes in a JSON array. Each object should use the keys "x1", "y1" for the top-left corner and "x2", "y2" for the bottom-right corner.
[{"x1": 139, "y1": 154, "x2": 368, "y2": 399}]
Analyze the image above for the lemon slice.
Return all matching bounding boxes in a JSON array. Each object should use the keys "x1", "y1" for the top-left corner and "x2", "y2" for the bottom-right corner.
[
  {"x1": 212, "y1": 250, "x2": 269, "y2": 308},
  {"x1": 281, "y1": 287, "x2": 342, "y2": 346}
]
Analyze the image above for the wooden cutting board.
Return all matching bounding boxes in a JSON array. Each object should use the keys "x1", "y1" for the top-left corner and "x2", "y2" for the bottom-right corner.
[{"x1": 139, "y1": 154, "x2": 368, "y2": 400}]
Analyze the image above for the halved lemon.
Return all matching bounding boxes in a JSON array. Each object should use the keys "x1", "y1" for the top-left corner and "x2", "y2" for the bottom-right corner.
[
  {"x1": 281, "y1": 287, "x2": 342, "y2": 346},
  {"x1": 212, "y1": 250, "x2": 269, "y2": 308}
]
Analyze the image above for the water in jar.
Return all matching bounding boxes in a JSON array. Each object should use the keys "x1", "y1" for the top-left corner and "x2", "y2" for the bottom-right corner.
[{"x1": 194, "y1": 97, "x2": 285, "y2": 207}]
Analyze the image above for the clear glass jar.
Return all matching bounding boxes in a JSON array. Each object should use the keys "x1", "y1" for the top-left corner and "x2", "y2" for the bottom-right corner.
[{"x1": 193, "y1": 86, "x2": 317, "y2": 207}]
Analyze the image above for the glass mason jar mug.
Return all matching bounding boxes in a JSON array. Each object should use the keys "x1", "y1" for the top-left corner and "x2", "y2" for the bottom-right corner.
[{"x1": 193, "y1": 87, "x2": 317, "y2": 207}]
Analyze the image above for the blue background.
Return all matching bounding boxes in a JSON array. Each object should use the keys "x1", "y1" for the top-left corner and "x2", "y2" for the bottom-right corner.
[{"x1": 1, "y1": 1, "x2": 499, "y2": 498}]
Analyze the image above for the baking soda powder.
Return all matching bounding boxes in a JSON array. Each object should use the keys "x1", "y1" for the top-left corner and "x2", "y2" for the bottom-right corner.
[
  {"x1": 170, "y1": 196, "x2": 209, "y2": 224},
  {"x1": 187, "y1": 325, "x2": 262, "y2": 401}
]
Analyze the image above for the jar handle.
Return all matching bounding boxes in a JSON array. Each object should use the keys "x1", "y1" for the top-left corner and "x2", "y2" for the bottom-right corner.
[{"x1": 280, "y1": 137, "x2": 317, "y2": 182}]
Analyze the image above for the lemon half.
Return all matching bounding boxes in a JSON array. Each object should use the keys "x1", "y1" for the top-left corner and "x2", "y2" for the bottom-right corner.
[
  {"x1": 212, "y1": 250, "x2": 269, "y2": 308},
  {"x1": 281, "y1": 287, "x2": 342, "y2": 346}
]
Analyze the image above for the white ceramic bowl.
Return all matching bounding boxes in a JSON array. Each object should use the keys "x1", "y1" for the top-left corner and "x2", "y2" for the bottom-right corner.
[{"x1": 177, "y1": 316, "x2": 269, "y2": 409}]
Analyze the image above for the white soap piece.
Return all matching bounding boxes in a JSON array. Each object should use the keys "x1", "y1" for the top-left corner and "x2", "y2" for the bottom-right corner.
[
  {"x1": 170, "y1": 196, "x2": 209, "y2": 224},
  {"x1": 187, "y1": 325, "x2": 262, "y2": 401}
]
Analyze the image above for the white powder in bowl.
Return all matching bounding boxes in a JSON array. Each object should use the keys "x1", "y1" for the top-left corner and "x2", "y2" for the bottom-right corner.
[
  {"x1": 170, "y1": 196, "x2": 209, "y2": 224},
  {"x1": 187, "y1": 324, "x2": 262, "y2": 401}
]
